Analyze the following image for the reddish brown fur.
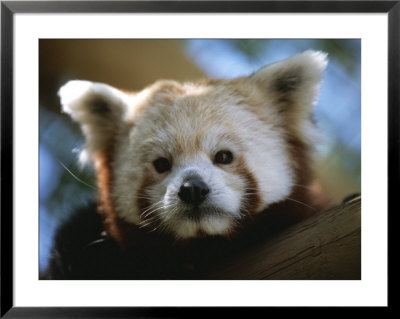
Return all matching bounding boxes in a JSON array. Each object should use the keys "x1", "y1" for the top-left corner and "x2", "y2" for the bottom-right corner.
[
  {"x1": 235, "y1": 157, "x2": 261, "y2": 217},
  {"x1": 95, "y1": 142, "x2": 139, "y2": 248},
  {"x1": 135, "y1": 168, "x2": 164, "y2": 232},
  {"x1": 96, "y1": 149, "x2": 171, "y2": 249},
  {"x1": 266, "y1": 133, "x2": 331, "y2": 227}
]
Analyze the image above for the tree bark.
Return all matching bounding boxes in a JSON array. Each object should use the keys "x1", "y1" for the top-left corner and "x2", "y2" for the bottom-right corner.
[{"x1": 207, "y1": 196, "x2": 361, "y2": 280}]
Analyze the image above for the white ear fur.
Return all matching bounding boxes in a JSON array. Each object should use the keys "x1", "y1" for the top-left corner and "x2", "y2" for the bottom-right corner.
[
  {"x1": 59, "y1": 80, "x2": 129, "y2": 158},
  {"x1": 250, "y1": 50, "x2": 328, "y2": 118}
]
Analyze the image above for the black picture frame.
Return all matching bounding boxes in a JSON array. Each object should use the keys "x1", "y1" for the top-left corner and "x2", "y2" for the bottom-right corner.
[{"x1": 1, "y1": 1, "x2": 396, "y2": 317}]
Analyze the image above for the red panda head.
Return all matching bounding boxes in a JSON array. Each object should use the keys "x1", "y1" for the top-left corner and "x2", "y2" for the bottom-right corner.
[{"x1": 59, "y1": 50, "x2": 328, "y2": 243}]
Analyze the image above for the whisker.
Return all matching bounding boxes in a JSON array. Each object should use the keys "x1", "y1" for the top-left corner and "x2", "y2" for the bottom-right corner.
[
  {"x1": 140, "y1": 202, "x2": 177, "y2": 220},
  {"x1": 139, "y1": 221, "x2": 156, "y2": 228},
  {"x1": 135, "y1": 195, "x2": 156, "y2": 200},
  {"x1": 142, "y1": 205, "x2": 168, "y2": 218},
  {"x1": 141, "y1": 205, "x2": 163, "y2": 219},
  {"x1": 58, "y1": 160, "x2": 98, "y2": 191},
  {"x1": 286, "y1": 197, "x2": 317, "y2": 212}
]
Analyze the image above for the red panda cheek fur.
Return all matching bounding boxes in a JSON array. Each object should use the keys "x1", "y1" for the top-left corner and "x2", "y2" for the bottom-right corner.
[
  {"x1": 274, "y1": 134, "x2": 330, "y2": 226},
  {"x1": 234, "y1": 157, "x2": 261, "y2": 218},
  {"x1": 95, "y1": 146, "x2": 172, "y2": 249}
]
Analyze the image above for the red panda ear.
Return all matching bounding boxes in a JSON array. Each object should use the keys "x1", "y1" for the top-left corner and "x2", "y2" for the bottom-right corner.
[
  {"x1": 59, "y1": 80, "x2": 129, "y2": 160},
  {"x1": 249, "y1": 50, "x2": 328, "y2": 119}
]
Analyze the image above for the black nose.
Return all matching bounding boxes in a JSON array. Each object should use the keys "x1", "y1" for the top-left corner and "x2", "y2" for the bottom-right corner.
[{"x1": 178, "y1": 178, "x2": 210, "y2": 206}]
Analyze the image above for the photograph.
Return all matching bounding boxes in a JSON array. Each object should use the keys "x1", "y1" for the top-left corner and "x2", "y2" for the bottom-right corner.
[
  {"x1": 2, "y1": 1, "x2": 394, "y2": 314},
  {"x1": 39, "y1": 39, "x2": 361, "y2": 280}
]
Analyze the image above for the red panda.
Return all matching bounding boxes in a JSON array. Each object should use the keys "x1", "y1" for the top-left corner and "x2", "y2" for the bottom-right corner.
[{"x1": 47, "y1": 50, "x2": 331, "y2": 279}]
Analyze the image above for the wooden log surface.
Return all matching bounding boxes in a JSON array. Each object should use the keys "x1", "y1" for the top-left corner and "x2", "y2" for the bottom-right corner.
[{"x1": 206, "y1": 196, "x2": 361, "y2": 280}]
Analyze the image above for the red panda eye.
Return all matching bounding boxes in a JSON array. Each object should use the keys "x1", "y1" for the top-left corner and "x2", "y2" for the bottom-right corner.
[
  {"x1": 214, "y1": 150, "x2": 233, "y2": 165},
  {"x1": 153, "y1": 157, "x2": 171, "y2": 173}
]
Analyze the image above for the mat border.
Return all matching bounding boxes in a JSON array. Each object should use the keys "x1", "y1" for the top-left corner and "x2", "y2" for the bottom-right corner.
[{"x1": 1, "y1": 1, "x2": 396, "y2": 317}]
